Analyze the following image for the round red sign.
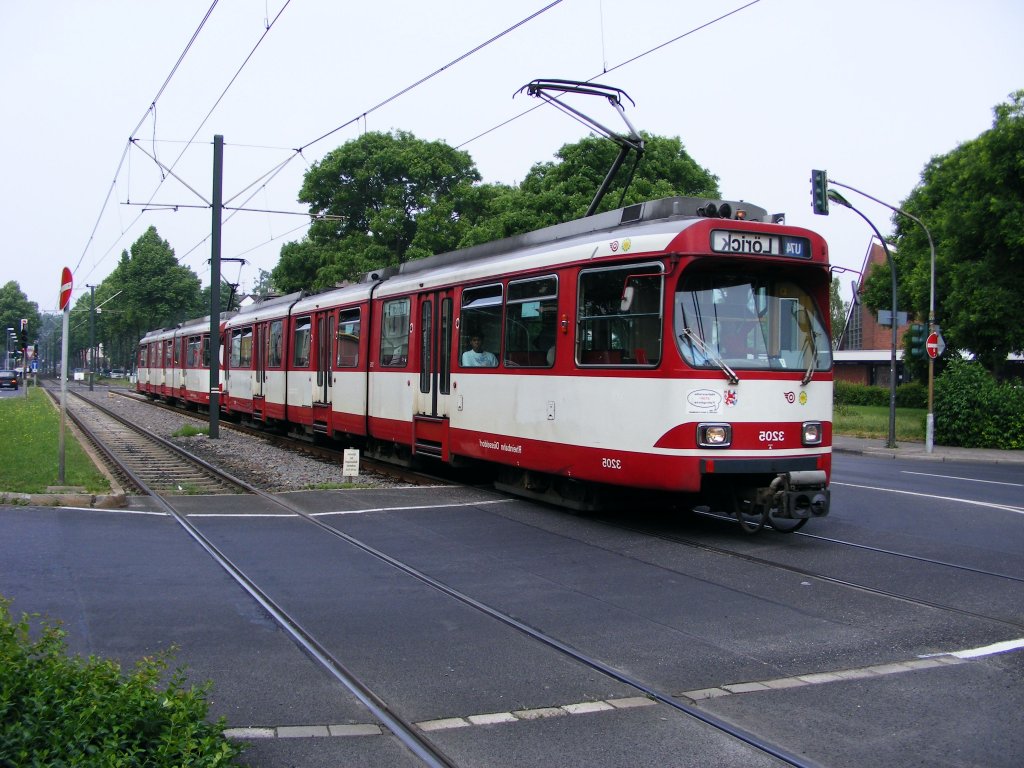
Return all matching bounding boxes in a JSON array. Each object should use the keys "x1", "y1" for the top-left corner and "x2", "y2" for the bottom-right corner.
[{"x1": 59, "y1": 267, "x2": 73, "y2": 311}]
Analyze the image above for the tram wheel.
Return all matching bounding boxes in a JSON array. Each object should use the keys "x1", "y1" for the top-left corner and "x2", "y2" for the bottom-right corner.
[{"x1": 733, "y1": 492, "x2": 767, "y2": 534}]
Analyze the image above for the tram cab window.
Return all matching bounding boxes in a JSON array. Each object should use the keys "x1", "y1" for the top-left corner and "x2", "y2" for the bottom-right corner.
[
  {"x1": 380, "y1": 298, "x2": 410, "y2": 367},
  {"x1": 675, "y1": 275, "x2": 831, "y2": 373},
  {"x1": 336, "y1": 308, "x2": 360, "y2": 368},
  {"x1": 459, "y1": 284, "x2": 502, "y2": 368},
  {"x1": 504, "y1": 276, "x2": 557, "y2": 367},
  {"x1": 577, "y1": 264, "x2": 663, "y2": 366}
]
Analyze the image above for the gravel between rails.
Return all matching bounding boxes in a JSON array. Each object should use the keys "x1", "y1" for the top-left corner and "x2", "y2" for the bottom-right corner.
[{"x1": 78, "y1": 389, "x2": 410, "y2": 492}]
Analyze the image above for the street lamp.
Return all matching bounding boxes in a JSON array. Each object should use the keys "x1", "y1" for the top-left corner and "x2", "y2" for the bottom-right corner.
[
  {"x1": 827, "y1": 180, "x2": 937, "y2": 453},
  {"x1": 828, "y1": 189, "x2": 899, "y2": 449}
]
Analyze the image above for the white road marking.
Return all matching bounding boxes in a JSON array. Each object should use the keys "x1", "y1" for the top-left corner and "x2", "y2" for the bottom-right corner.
[
  {"x1": 902, "y1": 470, "x2": 1024, "y2": 488},
  {"x1": 831, "y1": 481, "x2": 1024, "y2": 515}
]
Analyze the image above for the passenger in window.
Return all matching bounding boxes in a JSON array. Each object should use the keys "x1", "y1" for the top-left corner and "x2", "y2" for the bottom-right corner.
[{"x1": 461, "y1": 334, "x2": 498, "y2": 367}]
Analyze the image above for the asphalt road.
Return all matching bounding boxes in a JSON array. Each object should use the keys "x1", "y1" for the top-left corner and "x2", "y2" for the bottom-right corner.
[{"x1": 1, "y1": 454, "x2": 1021, "y2": 767}]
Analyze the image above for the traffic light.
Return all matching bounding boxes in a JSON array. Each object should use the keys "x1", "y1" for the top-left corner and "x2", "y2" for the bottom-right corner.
[
  {"x1": 19, "y1": 319, "x2": 27, "y2": 348},
  {"x1": 909, "y1": 323, "x2": 926, "y2": 358},
  {"x1": 810, "y1": 169, "x2": 829, "y2": 215}
]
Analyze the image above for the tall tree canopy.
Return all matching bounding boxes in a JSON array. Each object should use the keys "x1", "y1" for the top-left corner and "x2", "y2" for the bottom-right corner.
[
  {"x1": 274, "y1": 130, "x2": 719, "y2": 291},
  {"x1": 85, "y1": 226, "x2": 204, "y2": 366},
  {"x1": 273, "y1": 131, "x2": 481, "y2": 292},
  {"x1": 862, "y1": 90, "x2": 1024, "y2": 375}
]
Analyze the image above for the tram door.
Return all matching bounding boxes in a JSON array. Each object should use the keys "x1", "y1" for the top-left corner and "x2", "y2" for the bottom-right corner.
[
  {"x1": 314, "y1": 310, "x2": 335, "y2": 406},
  {"x1": 413, "y1": 290, "x2": 453, "y2": 459}
]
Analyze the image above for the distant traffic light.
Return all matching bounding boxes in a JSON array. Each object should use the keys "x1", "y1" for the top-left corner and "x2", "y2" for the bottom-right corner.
[
  {"x1": 810, "y1": 169, "x2": 829, "y2": 215},
  {"x1": 19, "y1": 320, "x2": 27, "y2": 348},
  {"x1": 909, "y1": 323, "x2": 926, "y2": 358}
]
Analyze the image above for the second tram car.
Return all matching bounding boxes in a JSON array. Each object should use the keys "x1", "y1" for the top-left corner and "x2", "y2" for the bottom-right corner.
[{"x1": 138, "y1": 196, "x2": 833, "y2": 531}]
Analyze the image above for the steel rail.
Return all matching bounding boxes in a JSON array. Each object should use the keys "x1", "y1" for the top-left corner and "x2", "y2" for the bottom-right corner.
[
  {"x1": 100, "y1": 387, "x2": 819, "y2": 764},
  {"x1": 52, "y1": 387, "x2": 458, "y2": 768}
]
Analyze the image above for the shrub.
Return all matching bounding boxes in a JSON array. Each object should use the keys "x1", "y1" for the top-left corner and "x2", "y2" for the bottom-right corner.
[
  {"x1": 0, "y1": 597, "x2": 245, "y2": 767},
  {"x1": 934, "y1": 358, "x2": 1024, "y2": 449}
]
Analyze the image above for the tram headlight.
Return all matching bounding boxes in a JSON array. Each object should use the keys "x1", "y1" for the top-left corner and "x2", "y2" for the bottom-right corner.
[
  {"x1": 697, "y1": 423, "x2": 732, "y2": 447},
  {"x1": 802, "y1": 421, "x2": 823, "y2": 446}
]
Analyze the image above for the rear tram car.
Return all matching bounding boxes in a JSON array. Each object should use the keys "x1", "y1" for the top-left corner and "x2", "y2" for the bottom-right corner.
[{"x1": 138, "y1": 196, "x2": 833, "y2": 531}]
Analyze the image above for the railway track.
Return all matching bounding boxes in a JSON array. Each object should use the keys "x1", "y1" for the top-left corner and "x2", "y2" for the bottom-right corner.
[
  {"x1": 52, "y1": 388, "x2": 248, "y2": 496},
  {"x1": 50, "y1": 385, "x2": 819, "y2": 767}
]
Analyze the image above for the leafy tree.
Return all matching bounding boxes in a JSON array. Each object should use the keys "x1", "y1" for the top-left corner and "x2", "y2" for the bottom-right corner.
[
  {"x1": 64, "y1": 227, "x2": 205, "y2": 370},
  {"x1": 276, "y1": 130, "x2": 721, "y2": 289},
  {"x1": 863, "y1": 91, "x2": 1024, "y2": 376},
  {"x1": 284, "y1": 130, "x2": 481, "y2": 281},
  {"x1": 472, "y1": 133, "x2": 720, "y2": 238},
  {"x1": 0, "y1": 282, "x2": 40, "y2": 365}
]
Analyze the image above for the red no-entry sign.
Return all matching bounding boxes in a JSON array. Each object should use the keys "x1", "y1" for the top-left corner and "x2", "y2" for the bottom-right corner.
[
  {"x1": 926, "y1": 331, "x2": 945, "y2": 359},
  {"x1": 59, "y1": 267, "x2": 73, "y2": 311}
]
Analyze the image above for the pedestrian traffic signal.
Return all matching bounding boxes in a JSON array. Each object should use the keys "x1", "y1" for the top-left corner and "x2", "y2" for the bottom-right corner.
[
  {"x1": 909, "y1": 323, "x2": 926, "y2": 358},
  {"x1": 810, "y1": 169, "x2": 829, "y2": 215}
]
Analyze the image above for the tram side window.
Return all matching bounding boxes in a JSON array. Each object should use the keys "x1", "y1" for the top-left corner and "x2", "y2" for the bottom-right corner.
[
  {"x1": 186, "y1": 335, "x2": 201, "y2": 367},
  {"x1": 380, "y1": 299, "x2": 410, "y2": 367},
  {"x1": 577, "y1": 264, "x2": 663, "y2": 366},
  {"x1": 336, "y1": 308, "x2": 360, "y2": 368},
  {"x1": 268, "y1": 320, "x2": 283, "y2": 368},
  {"x1": 504, "y1": 276, "x2": 557, "y2": 367},
  {"x1": 459, "y1": 284, "x2": 502, "y2": 368},
  {"x1": 293, "y1": 317, "x2": 312, "y2": 368}
]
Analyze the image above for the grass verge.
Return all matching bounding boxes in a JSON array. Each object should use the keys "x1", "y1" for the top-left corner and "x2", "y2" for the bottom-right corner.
[
  {"x1": 833, "y1": 404, "x2": 928, "y2": 442},
  {"x1": 0, "y1": 388, "x2": 111, "y2": 494}
]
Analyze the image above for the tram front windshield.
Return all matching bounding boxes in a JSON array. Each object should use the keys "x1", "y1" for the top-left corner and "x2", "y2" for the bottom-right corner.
[{"x1": 674, "y1": 273, "x2": 831, "y2": 374}]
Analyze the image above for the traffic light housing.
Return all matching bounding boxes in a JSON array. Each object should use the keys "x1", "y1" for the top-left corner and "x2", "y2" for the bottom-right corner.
[
  {"x1": 810, "y1": 169, "x2": 829, "y2": 215},
  {"x1": 909, "y1": 323, "x2": 926, "y2": 358}
]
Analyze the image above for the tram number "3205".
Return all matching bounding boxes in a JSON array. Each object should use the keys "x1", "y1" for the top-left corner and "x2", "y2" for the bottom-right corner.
[
  {"x1": 759, "y1": 430, "x2": 785, "y2": 442},
  {"x1": 601, "y1": 458, "x2": 623, "y2": 470}
]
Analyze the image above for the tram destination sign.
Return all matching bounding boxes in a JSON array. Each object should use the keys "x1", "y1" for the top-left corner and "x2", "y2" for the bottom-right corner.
[{"x1": 710, "y1": 230, "x2": 811, "y2": 259}]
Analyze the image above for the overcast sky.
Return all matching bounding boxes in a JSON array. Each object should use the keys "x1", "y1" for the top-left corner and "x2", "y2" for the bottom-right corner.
[{"x1": 2, "y1": 0, "x2": 1020, "y2": 316}]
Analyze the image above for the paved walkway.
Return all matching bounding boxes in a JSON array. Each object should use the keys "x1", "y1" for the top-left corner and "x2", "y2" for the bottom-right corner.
[{"x1": 833, "y1": 435, "x2": 1024, "y2": 465}]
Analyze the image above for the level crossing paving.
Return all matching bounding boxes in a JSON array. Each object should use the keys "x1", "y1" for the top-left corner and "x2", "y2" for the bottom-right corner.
[{"x1": 2, "y1": 479, "x2": 1022, "y2": 767}]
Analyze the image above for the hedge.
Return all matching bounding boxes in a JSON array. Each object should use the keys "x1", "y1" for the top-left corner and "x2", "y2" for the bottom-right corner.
[{"x1": 834, "y1": 380, "x2": 928, "y2": 409}]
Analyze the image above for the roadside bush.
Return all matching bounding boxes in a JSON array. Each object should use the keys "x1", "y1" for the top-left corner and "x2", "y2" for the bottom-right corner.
[
  {"x1": 0, "y1": 597, "x2": 245, "y2": 767},
  {"x1": 934, "y1": 358, "x2": 1024, "y2": 449}
]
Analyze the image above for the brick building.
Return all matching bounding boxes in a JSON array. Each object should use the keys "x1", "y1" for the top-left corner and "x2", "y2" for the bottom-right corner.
[{"x1": 834, "y1": 237, "x2": 912, "y2": 387}]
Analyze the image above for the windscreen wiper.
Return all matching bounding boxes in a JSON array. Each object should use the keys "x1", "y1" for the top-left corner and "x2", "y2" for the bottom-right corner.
[{"x1": 681, "y1": 328, "x2": 739, "y2": 385}]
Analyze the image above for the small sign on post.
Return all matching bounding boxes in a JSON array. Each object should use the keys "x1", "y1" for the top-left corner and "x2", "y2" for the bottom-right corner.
[{"x1": 342, "y1": 448, "x2": 360, "y2": 480}]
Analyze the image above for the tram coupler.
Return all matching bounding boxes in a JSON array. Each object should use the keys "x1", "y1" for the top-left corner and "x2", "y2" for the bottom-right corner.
[{"x1": 765, "y1": 470, "x2": 830, "y2": 519}]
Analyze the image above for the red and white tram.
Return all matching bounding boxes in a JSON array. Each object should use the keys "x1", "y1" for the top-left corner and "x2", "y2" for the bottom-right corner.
[{"x1": 138, "y1": 196, "x2": 833, "y2": 530}]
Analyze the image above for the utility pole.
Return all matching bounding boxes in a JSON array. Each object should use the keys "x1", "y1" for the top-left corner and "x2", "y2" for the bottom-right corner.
[{"x1": 209, "y1": 135, "x2": 223, "y2": 439}]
